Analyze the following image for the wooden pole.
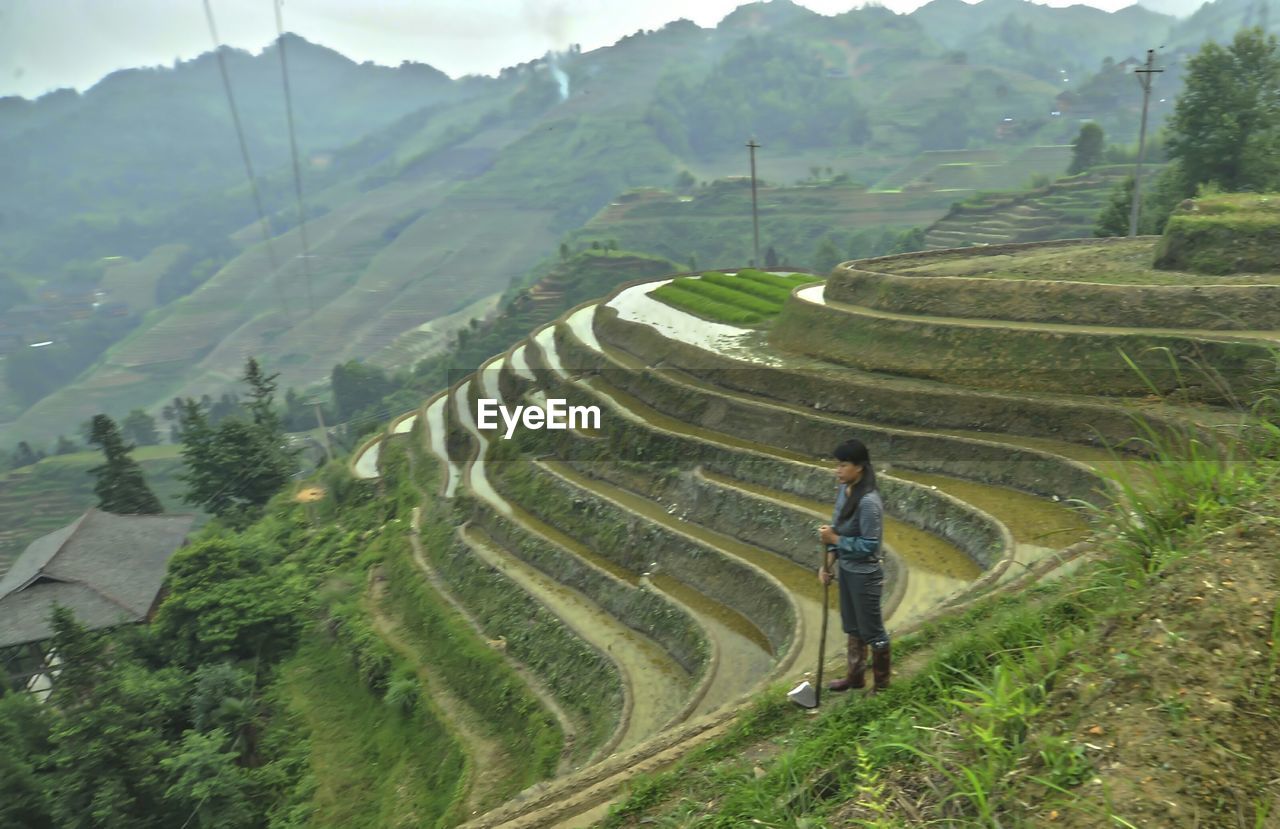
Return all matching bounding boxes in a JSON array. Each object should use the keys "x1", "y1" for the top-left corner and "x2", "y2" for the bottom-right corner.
[
  {"x1": 747, "y1": 139, "x2": 761, "y2": 267},
  {"x1": 1128, "y1": 49, "x2": 1164, "y2": 237}
]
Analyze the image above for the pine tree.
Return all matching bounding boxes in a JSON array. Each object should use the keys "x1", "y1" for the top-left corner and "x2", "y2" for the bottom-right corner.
[
  {"x1": 87, "y1": 414, "x2": 163, "y2": 515},
  {"x1": 178, "y1": 358, "x2": 298, "y2": 523}
]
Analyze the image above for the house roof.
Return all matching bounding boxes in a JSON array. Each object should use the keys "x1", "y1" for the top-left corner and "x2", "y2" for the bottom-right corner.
[{"x1": 0, "y1": 509, "x2": 196, "y2": 648}]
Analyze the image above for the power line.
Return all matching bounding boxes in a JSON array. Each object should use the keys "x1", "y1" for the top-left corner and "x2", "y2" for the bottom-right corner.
[
  {"x1": 272, "y1": 0, "x2": 317, "y2": 315},
  {"x1": 200, "y1": 0, "x2": 290, "y2": 321}
]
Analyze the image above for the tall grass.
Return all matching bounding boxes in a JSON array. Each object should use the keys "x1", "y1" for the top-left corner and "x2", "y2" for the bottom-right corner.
[{"x1": 1089, "y1": 349, "x2": 1280, "y2": 577}]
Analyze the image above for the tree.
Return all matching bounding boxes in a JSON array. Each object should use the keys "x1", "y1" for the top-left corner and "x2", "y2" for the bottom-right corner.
[
  {"x1": 178, "y1": 359, "x2": 296, "y2": 522},
  {"x1": 87, "y1": 414, "x2": 163, "y2": 515},
  {"x1": 812, "y1": 237, "x2": 843, "y2": 273},
  {"x1": 674, "y1": 169, "x2": 696, "y2": 192},
  {"x1": 765, "y1": 245, "x2": 780, "y2": 268},
  {"x1": 0, "y1": 693, "x2": 54, "y2": 829},
  {"x1": 331, "y1": 360, "x2": 395, "y2": 421},
  {"x1": 121, "y1": 408, "x2": 160, "y2": 446},
  {"x1": 1068, "y1": 122, "x2": 1105, "y2": 175},
  {"x1": 241, "y1": 357, "x2": 280, "y2": 434},
  {"x1": 1166, "y1": 28, "x2": 1280, "y2": 192},
  {"x1": 153, "y1": 536, "x2": 302, "y2": 666},
  {"x1": 53, "y1": 435, "x2": 78, "y2": 455},
  {"x1": 1094, "y1": 165, "x2": 1192, "y2": 237},
  {"x1": 10, "y1": 441, "x2": 43, "y2": 469}
]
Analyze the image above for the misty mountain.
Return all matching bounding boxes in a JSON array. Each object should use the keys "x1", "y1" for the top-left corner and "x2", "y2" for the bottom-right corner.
[{"x1": 0, "y1": 0, "x2": 1268, "y2": 447}]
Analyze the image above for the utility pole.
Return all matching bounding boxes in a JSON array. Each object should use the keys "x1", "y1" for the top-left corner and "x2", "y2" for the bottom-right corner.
[
  {"x1": 312, "y1": 401, "x2": 333, "y2": 464},
  {"x1": 1128, "y1": 49, "x2": 1164, "y2": 237},
  {"x1": 746, "y1": 138, "x2": 761, "y2": 267}
]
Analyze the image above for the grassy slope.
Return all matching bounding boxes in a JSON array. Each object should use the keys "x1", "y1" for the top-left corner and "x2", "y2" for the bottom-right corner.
[{"x1": 279, "y1": 636, "x2": 467, "y2": 829}]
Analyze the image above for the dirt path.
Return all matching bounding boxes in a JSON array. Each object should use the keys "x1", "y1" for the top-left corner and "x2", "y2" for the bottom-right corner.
[
  {"x1": 365, "y1": 568, "x2": 514, "y2": 819},
  {"x1": 404, "y1": 500, "x2": 582, "y2": 776}
]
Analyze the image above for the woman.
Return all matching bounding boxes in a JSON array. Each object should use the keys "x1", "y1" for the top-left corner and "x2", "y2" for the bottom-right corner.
[{"x1": 818, "y1": 438, "x2": 891, "y2": 693}]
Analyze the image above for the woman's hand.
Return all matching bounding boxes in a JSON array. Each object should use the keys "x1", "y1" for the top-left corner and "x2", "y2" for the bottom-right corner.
[
  {"x1": 817, "y1": 566, "x2": 832, "y2": 586},
  {"x1": 818, "y1": 525, "x2": 839, "y2": 546}
]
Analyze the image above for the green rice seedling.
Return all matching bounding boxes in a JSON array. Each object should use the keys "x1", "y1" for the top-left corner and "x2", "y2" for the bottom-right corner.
[
  {"x1": 669, "y1": 277, "x2": 782, "y2": 314},
  {"x1": 736, "y1": 268, "x2": 819, "y2": 290},
  {"x1": 700, "y1": 271, "x2": 793, "y2": 303},
  {"x1": 650, "y1": 284, "x2": 765, "y2": 325}
]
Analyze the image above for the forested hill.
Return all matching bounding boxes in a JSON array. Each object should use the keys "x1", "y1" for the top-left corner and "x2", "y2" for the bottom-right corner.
[{"x1": 0, "y1": 34, "x2": 465, "y2": 273}]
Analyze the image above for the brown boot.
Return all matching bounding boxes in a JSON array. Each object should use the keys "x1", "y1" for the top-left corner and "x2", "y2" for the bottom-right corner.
[
  {"x1": 871, "y1": 645, "x2": 891, "y2": 693},
  {"x1": 827, "y1": 635, "x2": 867, "y2": 692}
]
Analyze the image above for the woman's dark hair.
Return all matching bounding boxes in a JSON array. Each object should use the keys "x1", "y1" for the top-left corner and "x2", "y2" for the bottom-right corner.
[{"x1": 834, "y1": 438, "x2": 877, "y2": 523}]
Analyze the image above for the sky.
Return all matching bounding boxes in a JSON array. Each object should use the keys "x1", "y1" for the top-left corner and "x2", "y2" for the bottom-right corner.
[{"x1": 0, "y1": 0, "x2": 1193, "y2": 99}]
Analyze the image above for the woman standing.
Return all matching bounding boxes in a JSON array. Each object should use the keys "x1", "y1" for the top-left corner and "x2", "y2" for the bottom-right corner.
[{"x1": 818, "y1": 438, "x2": 891, "y2": 693}]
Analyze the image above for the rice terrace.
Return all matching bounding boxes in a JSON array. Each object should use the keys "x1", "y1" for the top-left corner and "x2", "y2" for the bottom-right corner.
[{"x1": 4, "y1": 3, "x2": 1280, "y2": 829}]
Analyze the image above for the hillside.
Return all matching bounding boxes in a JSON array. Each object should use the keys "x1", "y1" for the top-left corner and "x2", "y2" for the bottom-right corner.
[
  {"x1": 327, "y1": 209, "x2": 1278, "y2": 825},
  {"x1": 922, "y1": 164, "x2": 1144, "y2": 247},
  {"x1": 2, "y1": 0, "x2": 1217, "y2": 449}
]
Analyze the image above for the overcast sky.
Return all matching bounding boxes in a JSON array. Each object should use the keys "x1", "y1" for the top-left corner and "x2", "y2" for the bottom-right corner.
[{"x1": 1, "y1": 0, "x2": 1182, "y2": 99}]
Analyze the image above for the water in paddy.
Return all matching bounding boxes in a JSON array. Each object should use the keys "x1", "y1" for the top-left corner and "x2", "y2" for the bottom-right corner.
[
  {"x1": 509, "y1": 343, "x2": 537, "y2": 381},
  {"x1": 425, "y1": 394, "x2": 460, "y2": 498},
  {"x1": 565, "y1": 304, "x2": 602, "y2": 351},
  {"x1": 539, "y1": 460, "x2": 841, "y2": 685},
  {"x1": 890, "y1": 468, "x2": 1091, "y2": 551},
  {"x1": 353, "y1": 440, "x2": 381, "y2": 479},
  {"x1": 392, "y1": 414, "x2": 417, "y2": 434},
  {"x1": 461, "y1": 525, "x2": 689, "y2": 753},
  {"x1": 696, "y1": 468, "x2": 980, "y2": 624},
  {"x1": 453, "y1": 378, "x2": 510, "y2": 516},
  {"x1": 534, "y1": 460, "x2": 778, "y2": 715},
  {"x1": 457, "y1": 364, "x2": 775, "y2": 722}
]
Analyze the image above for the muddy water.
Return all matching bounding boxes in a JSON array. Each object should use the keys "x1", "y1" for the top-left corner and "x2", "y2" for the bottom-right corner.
[
  {"x1": 539, "y1": 461, "x2": 781, "y2": 712},
  {"x1": 540, "y1": 460, "x2": 842, "y2": 690},
  {"x1": 698, "y1": 468, "x2": 980, "y2": 616},
  {"x1": 424, "y1": 394, "x2": 461, "y2": 498},
  {"x1": 392, "y1": 414, "x2": 418, "y2": 435},
  {"x1": 889, "y1": 468, "x2": 1090, "y2": 552},
  {"x1": 564, "y1": 303, "x2": 602, "y2": 352},
  {"x1": 605, "y1": 281, "x2": 783, "y2": 365},
  {"x1": 509, "y1": 343, "x2": 537, "y2": 381},
  {"x1": 558, "y1": 372, "x2": 995, "y2": 625},
  {"x1": 354, "y1": 440, "x2": 381, "y2": 479},
  {"x1": 461, "y1": 525, "x2": 690, "y2": 753},
  {"x1": 533, "y1": 325, "x2": 568, "y2": 377},
  {"x1": 454, "y1": 377, "x2": 511, "y2": 516}
]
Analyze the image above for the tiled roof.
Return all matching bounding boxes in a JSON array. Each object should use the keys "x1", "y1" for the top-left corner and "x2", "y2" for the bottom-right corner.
[{"x1": 0, "y1": 509, "x2": 196, "y2": 648}]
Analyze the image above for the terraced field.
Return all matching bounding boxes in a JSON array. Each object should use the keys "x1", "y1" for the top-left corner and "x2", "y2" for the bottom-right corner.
[
  {"x1": 922, "y1": 164, "x2": 1157, "y2": 248},
  {"x1": 335, "y1": 231, "x2": 1280, "y2": 826}
]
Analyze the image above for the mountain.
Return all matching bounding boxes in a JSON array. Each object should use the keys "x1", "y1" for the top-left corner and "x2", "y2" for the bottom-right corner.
[{"x1": 0, "y1": 0, "x2": 1256, "y2": 447}]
